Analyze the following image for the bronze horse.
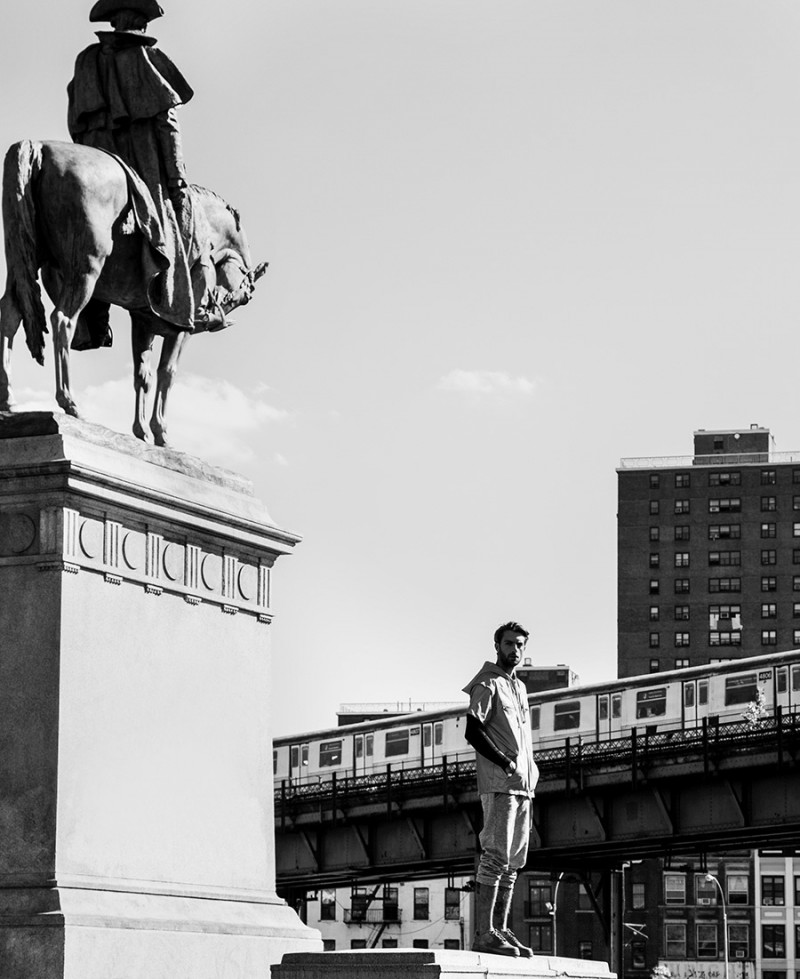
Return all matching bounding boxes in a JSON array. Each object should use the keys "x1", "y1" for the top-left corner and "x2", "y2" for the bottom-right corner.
[{"x1": 0, "y1": 140, "x2": 266, "y2": 445}]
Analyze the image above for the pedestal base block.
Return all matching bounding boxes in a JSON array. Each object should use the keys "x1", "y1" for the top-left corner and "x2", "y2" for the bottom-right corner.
[{"x1": 272, "y1": 950, "x2": 615, "y2": 979}]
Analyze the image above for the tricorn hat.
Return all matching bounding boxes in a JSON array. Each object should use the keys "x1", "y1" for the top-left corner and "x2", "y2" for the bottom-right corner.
[{"x1": 89, "y1": 0, "x2": 164, "y2": 23}]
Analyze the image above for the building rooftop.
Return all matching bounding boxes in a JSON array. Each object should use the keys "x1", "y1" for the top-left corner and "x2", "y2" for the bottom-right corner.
[{"x1": 618, "y1": 449, "x2": 800, "y2": 470}]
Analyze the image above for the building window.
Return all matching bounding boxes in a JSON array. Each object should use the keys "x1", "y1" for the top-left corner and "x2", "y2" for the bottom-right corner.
[
  {"x1": 709, "y1": 578, "x2": 740, "y2": 592},
  {"x1": 383, "y1": 886, "x2": 399, "y2": 921},
  {"x1": 675, "y1": 579, "x2": 690, "y2": 594},
  {"x1": 529, "y1": 924, "x2": 553, "y2": 953},
  {"x1": 350, "y1": 940, "x2": 367, "y2": 950},
  {"x1": 649, "y1": 633, "x2": 660, "y2": 648},
  {"x1": 709, "y1": 631, "x2": 742, "y2": 646},
  {"x1": 695, "y1": 874, "x2": 718, "y2": 904},
  {"x1": 649, "y1": 580, "x2": 659, "y2": 595},
  {"x1": 527, "y1": 877, "x2": 552, "y2": 916},
  {"x1": 412, "y1": 940, "x2": 429, "y2": 949},
  {"x1": 697, "y1": 923, "x2": 718, "y2": 959},
  {"x1": 709, "y1": 604, "x2": 741, "y2": 629},
  {"x1": 762, "y1": 470, "x2": 777, "y2": 485},
  {"x1": 762, "y1": 496, "x2": 778, "y2": 511},
  {"x1": 763, "y1": 924, "x2": 786, "y2": 957},
  {"x1": 444, "y1": 888, "x2": 460, "y2": 920},
  {"x1": 794, "y1": 630, "x2": 800, "y2": 645},
  {"x1": 675, "y1": 473, "x2": 690, "y2": 488},
  {"x1": 665, "y1": 921, "x2": 687, "y2": 957},
  {"x1": 578, "y1": 942, "x2": 594, "y2": 959},
  {"x1": 382, "y1": 939, "x2": 398, "y2": 949},
  {"x1": 649, "y1": 553, "x2": 660, "y2": 568},
  {"x1": 650, "y1": 501, "x2": 659, "y2": 515},
  {"x1": 762, "y1": 603, "x2": 778, "y2": 618},
  {"x1": 674, "y1": 633, "x2": 690, "y2": 647},
  {"x1": 320, "y1": 889, "x2": 336, "y2": 920},
  {"x1": 794, "y1": 523, "x2": 800, "y2": 537},
  {"x1": 675, "y1": 553, "x2": 690, "y2": 568},
  {"x1": 794, "y1": 603, "x2": 800, "y2": 618},
  {"x1": 709, "y1": 551, "x2": 740, "y2": 566},
  {"x1": 674, "y1": 500, "x2": 690, "y2": 515},
  {"x1": 709, "y1": 524, "x2": 740, "y2": 539},
  {"x1": 443, "y1": 939, "x2": 460, "y2": 951},
  {"x1": 649, "y1": 658, "x2": 660, "y2": 673},
  {"x1": 762, "y1": 550, "x2": 778, "y2": 566},
  {"x1": 794, "y1": 470, "x2": 800, "y2": 483},
  {"x1": 649, "y1": 474, "x2": 660, "y2": 489},
  {"x1": 762, "y1": 576, "x2": 778, "y2": 592},
  {"x1": 794, "y1": 497, "x2": 800, "y2": 510},
  {"x1": 650, "y1": 606, "x2": 660, "y2": 621},
  {"x1": 710, "y1": 498, "x2": 741, "y2": 513},
  {"x1": 664, "y1": 873, "x2": 686, "y2": 905},
  {"x1": 631, "y1": 882, "x2": 646, "y2": 909},
  {"x1": 675, "y1": 526, "x2": 690, "y2": 541},
  {"x1": 762, "y1": 630, "x2": 778, "y2": 646},
  {"x1": 763, "y1": 875, "x2": 786, "y2": 906},
  {"x1": 650, "y1": 527, "x2": 660, "y2": 542},
  {"x1": 675, "y1": 657, "x2": 690, "y2": 668},
  {"x1": 762, "y1": 522, "x2": 777, "y2": 538},
  {"x1": 577, "y1": 884, "x2": 592, "y2": 911},
  {"x1": 674, "y1": 605, "x2": 690, "y2": 620},
  {"x1": 322, "y1": 940, "x2": 336, "y2": 951},
  {"x1": 727, "y1": 923, "x2": 749, "y2": 959},
  {"x1": 631, "y1": 942, "x2": 647, "y2": 969},
  {"x1": 709, "y1": 472, "x2": 740, "y2": 486},
  {"x1": 794, "y1": 576, "x2": 800, "y2": 591},
  {"x1": 727, "y1": 874, "x2": 749, "y2": 904},
  {"x1": 413, "y1": 887, "x2": 429, "y2": 920}
]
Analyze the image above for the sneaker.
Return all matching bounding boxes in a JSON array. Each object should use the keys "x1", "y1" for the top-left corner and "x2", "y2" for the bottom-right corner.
[
  {"x1": 472, "y1": 930, "x2": 520, "y2": 956},
  {"x1": 498, "y1": 929, "x2": 534, "y2": 958}
]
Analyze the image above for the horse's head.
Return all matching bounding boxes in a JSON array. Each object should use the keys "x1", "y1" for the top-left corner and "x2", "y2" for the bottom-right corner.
[{"x1": 191, "y1": 186, "x2": 268, "y2": 332}]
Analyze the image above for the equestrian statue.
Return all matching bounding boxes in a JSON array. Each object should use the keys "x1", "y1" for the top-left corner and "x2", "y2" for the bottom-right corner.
[{"x1": 0, "y1": 0, "x2": 267, "y2": 446}]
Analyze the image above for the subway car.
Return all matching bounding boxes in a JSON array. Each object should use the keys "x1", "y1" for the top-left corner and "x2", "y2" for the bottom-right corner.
[{"x1": 273, "y1": 650, "x2": 800, "y2": 786}]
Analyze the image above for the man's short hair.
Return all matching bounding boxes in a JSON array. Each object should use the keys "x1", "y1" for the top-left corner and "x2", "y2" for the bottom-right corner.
[{"x1": 493, "y1": 621, "x2": 529, "y2": 645}]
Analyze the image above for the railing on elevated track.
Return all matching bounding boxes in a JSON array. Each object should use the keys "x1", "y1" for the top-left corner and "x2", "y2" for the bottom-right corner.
[{"x1": 275, "y1": 709, "x2": 800, "y2": 825}]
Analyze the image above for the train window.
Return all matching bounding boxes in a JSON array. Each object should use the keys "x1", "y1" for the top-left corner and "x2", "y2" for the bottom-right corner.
[
  {"x1": 636, "y1": 688, "x2": 667, "y2": 718},
  {"x1": 777, "y1": 668, "x2": 788, "y2": 694},
  {"x1": 434, "y1": 722, "x2": 443, "y2": 746},
  {"x1": 684, "y1": 684, "x2": 695, "y2": 708},
  {"x1": 385, "y1": 729, "x2": 410, "y2": 756},
  {"x1": 530, "y1": 706, "x2": 541, "y2": 731},
  {"x1": 698, "y1": 681, "x2": 709, "y2": 706},
  {"x1": 598, "y1": 696, "x2": 609, "y2": 721},
  {"x1": 290, "y1": 746, "x2": 299, "y2": 769},
  {"x1": 365, "y1": 734, "x2": 374, "y2": 757},
  {"x1": 319, "y1": 740, "x2": 343, "y2": 767},
  {"x1": 612, "y1": 694, "x2": 622, "y2": 719},
  {"x1": 553, "y1": 701, "x2": 581, "y2": 730},
  {"x1": 792, "y1": 667, "x2": 800, "y2": 693},
  {"x1": 273, "y1": 749, "x2": 278, "y2": 774},
  {"x1": 355, "y1": 735, "x2": 363, "y2": 758},
  {"x1": 423, "y1": 725, "x2": 432, "y2": 748},
  {"x1": 725, "y1": 674, "x2": 758, "y2": 706}
]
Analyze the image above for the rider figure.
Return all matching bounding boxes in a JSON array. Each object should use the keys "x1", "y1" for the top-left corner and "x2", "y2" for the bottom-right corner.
[{"x1": 68, "y1": 0, "x2": 220, "y2": 342}]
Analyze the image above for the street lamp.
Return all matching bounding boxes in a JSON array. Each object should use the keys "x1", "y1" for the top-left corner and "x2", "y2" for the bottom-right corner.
[
  {"x1": 545, "y1": 872, "x2": 564, "y2": 956},
  {"x1": 704, "y1": 873, "x2": 729, "y2": 979}
]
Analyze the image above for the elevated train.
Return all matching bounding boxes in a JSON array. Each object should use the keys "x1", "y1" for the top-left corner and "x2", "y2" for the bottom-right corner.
[{"x1": 273, "y1": 650, "x2": 800, "y2": 786}]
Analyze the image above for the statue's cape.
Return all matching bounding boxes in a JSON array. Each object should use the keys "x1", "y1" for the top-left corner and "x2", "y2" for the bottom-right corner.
[{"x1": 68, "y1": 32, "x2": 194, "y2": 134}]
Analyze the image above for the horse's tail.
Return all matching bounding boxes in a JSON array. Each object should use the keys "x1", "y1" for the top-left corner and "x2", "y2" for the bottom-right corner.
[{"x1": 2, "y1": 140, "x2": 47, "y2": 365}]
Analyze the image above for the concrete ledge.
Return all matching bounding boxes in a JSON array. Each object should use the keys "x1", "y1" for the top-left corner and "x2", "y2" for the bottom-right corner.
[{"x1": 272, "y1": 949, "x2": 615, "y2": 979}]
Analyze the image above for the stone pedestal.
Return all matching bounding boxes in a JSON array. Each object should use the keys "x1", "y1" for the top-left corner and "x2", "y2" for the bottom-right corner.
[
  {"x1": 272, "y1": 950, "x2": 616, "y2": 979},
  {"x1": 0, "y1": 413, "x2": 321, "y2": 977}
]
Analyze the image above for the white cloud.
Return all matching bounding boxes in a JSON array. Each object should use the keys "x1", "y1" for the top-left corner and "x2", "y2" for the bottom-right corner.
[
  {"x1": 436, "y1": 369, "x2": 536, "y2": 397},
  {"x1": 78, "y1": 372, "x2": 289, "y2": 469}
]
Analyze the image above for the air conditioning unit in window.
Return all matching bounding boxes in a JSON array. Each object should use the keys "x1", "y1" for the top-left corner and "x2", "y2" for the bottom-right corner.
[
  {"x1": 698, "y1": 898, "x2": 712, "y2": 905},
  {"x1": 735, "y1": 951, "x2": 745, "y2": 958}
]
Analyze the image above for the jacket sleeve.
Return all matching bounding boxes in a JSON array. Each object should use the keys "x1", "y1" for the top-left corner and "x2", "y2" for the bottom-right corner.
[{"x1": 465, "y1": 714, "x2": 513, "y2": 771}]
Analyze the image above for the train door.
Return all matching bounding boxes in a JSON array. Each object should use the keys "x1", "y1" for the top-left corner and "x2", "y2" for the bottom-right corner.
[
  {"x1": 289, "y1": 742, "x2": 309, "y2": 782},
  {"x1": 775, "y1": 665, "x2": 791, "y2": 715},
  {"x1": 353, "y1": 733, "x2": 375, "y2": 776},
  {"x1": 597, "y1": 693, "x2": 623, "y2": 740},
  {"x1": 791, "y1": 665, "x2": 800, "y2": 714},
  {"x1": 682, "y1": 680, "x2": 698, "y2": 729},
  {"x1": 422, "y1": 721, "x2": 444, "y2": 767}
]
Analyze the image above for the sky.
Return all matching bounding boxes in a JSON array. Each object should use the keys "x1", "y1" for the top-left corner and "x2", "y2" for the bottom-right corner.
[{"x1": 2, "y1": 1, "x2": 800, "y2": 736}]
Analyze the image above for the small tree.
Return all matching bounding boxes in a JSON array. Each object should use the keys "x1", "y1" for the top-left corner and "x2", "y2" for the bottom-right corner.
[{"x1": 743, "y1": 687, "x2": 767, "y2": 728}]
